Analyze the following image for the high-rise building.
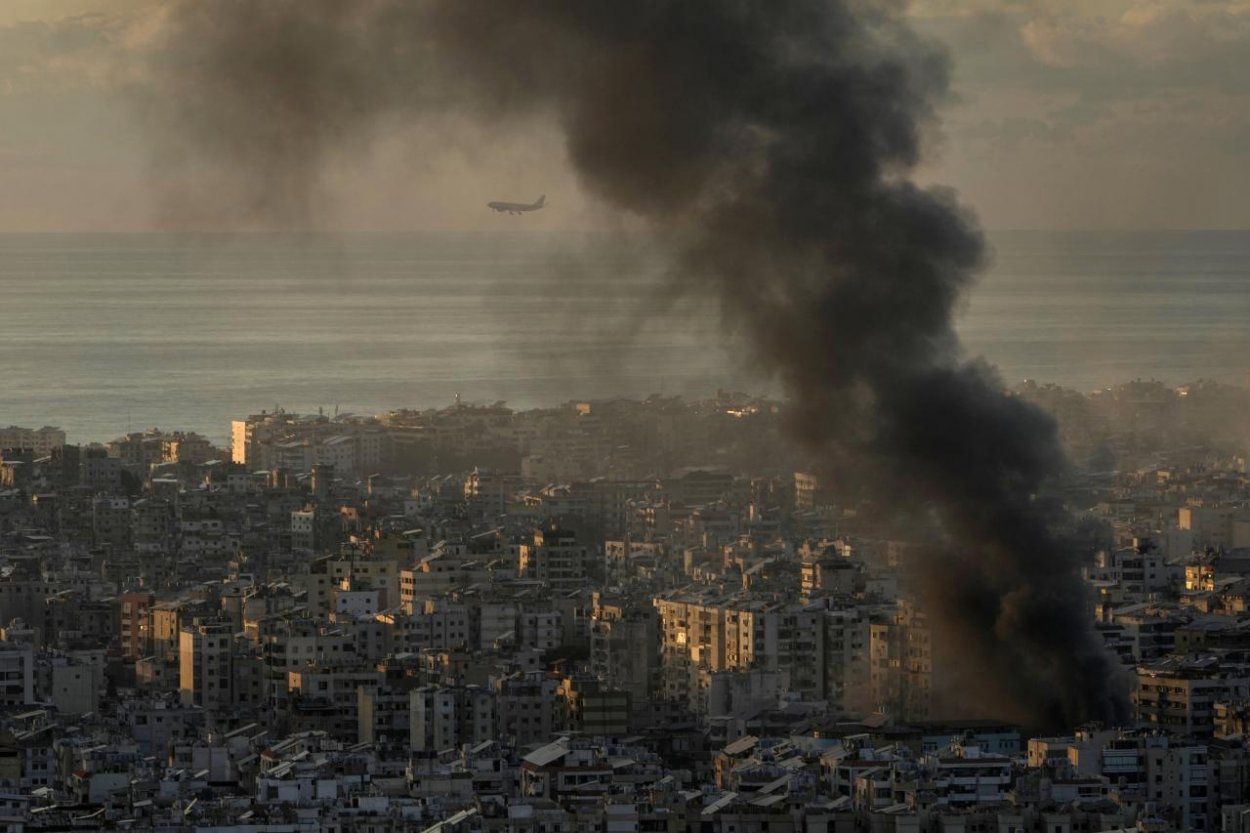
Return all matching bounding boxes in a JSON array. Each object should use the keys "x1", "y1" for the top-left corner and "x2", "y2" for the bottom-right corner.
[
  {"x1": 179, "y1": 621, "x2": 235, "y2": 712},
  {"x1": 409, "y1": 685, "x2": 495, "y2": 752},
  {"x1": 120, "y1": 592, "x2": 156, "y2": 662},
  {"x1": 519, "y1": 528, "x2": 596, "y2": 594}
]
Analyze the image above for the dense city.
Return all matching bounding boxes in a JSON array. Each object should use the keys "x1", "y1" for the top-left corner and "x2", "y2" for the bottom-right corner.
[{"x1": 0, "y1": 380, "x2": 1247, "y2": 831}]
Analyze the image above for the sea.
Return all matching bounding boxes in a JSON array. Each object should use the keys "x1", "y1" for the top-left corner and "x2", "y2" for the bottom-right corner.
[{"x1": 1, "y1": 230, "x2": 1247, "y2": 445}]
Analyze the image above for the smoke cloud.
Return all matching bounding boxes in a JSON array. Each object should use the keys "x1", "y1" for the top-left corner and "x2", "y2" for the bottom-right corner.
[{"x1": 144, "y1": 0, "x2": 1126, "y2": 728}]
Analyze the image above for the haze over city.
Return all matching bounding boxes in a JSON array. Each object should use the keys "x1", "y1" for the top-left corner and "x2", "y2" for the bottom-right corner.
[{"x1": 0, "y1": 2, "x2": 1248, "y2": 833}]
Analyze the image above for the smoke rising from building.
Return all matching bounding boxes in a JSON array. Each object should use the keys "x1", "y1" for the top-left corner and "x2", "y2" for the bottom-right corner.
[{"x1": 145, "y1": 0, "x2": 1125, "y2": 728}]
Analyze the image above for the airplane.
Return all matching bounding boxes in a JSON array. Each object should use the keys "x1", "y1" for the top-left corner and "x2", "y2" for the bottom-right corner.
[{"x1": 487, "y1": 195, "x2": 546, "y2": 215}]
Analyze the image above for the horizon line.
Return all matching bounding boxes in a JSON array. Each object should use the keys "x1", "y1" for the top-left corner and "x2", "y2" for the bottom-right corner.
[{"x1": 2, "y1": 227, "x2": 1250, "y2": 235}]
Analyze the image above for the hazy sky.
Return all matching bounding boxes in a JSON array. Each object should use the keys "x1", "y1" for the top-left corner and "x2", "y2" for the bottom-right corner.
[{"x1": 0, "y1": 0, "x2": 1247, "y2": 231}]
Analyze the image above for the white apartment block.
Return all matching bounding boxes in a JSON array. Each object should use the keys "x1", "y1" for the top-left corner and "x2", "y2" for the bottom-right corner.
[{"x1": 0, "y1": 426, "x2": 65, "y2": 456}]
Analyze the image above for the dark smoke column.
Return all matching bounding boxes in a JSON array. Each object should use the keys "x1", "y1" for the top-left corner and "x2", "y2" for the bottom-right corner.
[
  {"x1": 427, "y1": 0, "x2": 1125, "y2": 729},
  {"x1": 151, "y1": 0, "x2": 1125, "y2": 728}
]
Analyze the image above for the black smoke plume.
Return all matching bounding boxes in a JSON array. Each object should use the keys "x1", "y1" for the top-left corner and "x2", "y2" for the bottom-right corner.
[{"x1": 145, "y1": 0, "x2": 1126, "y2": 728}]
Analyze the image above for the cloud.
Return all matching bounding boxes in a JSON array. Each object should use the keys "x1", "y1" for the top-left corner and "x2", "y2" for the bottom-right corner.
[
  {"x1": 1016, "y1": 2, "x2": 1250, "y2": 85},
  {"x1": 917, "y1": 0, "x2": 1250, "y2": 94},
  {"x1": 0, "y1": 0, "x2": 154, "y2": 26},
  {"x1": 0, "y1": 9, "x2": 158, "y2": 96},
  {"x1": 0, "y1": 0, "x2": 1247, "y2": 230},
  {"x1": 907, "y1": 0, "x2": 1250, "y2": 228},
  {"x1": 959, "y1": 115, "x2": 1069, "y2": 151}
]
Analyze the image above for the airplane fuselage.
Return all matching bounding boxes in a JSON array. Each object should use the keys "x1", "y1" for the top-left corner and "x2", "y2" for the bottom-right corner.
[{"x1": 488, "y1": 195, "x2": 546, "y2": 215}]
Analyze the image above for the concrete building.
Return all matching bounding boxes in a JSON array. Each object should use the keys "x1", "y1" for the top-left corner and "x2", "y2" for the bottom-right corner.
[
  {"x1": 590, "y1": 595, "x2": 659, "y2": 704},
  {"x1": 0, "y1": 643, "x2": 34, "y2": 706},
  {"x1": 519, "y1": 528, "x2": 596, "y2": 594},
  {"x1": 0, "y1": 426, "x2": 65, "y2": 457},
  {"x1": 119, "y1": 591, "x2": 156, "y2": 662},
  {"x1": 409, "y1": 685, "x2": 495, "y2": 752},
  {"x1": 178, "y1": 621, "x2": 235, "y2": 712},
  {"x1": 1135, "y1": 657, "x2": 1250, "y2": 738},
  {"x1": 92, "y1": 496, "x2": 131, "y2": 550}
]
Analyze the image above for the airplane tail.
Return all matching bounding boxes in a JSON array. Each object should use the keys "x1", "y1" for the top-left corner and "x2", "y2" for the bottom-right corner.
[{"x1": 534, "y1": 195, "x2": 546, "y2": 207}]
